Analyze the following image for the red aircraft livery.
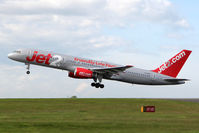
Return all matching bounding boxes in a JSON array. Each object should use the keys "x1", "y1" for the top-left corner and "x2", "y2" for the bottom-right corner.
[
  {"x1": 26, "y1": 51, "x2": 52, "y2": 65},
  {"x1": 74, "y1": 57, "x2": 117, "y2": 68}
]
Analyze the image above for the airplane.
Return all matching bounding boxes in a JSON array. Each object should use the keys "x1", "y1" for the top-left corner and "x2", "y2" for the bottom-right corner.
[{"x1": 8, "y1": 49, "x2": 192, "y2": 88}]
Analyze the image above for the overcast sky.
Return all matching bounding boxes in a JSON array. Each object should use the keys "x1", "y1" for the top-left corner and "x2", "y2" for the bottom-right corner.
[{"x1": 0, "y1": 0, "x2": 198, "y2": 98}]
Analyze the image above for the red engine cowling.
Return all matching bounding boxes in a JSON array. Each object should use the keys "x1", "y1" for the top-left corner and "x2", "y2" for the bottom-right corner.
[{"x1": 68, "y1": 68, "x2": 93, "y2": 79}]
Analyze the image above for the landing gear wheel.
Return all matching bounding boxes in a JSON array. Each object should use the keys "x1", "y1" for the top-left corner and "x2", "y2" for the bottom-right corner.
[
  {"x1": 91, "y1": 82, "x2": 96, "y2": 87},
  {"x1": 91, "y1": 82, "x2": 104, "y2": 89},
  {"x1": 95, "y1": 83, "x2": 100, "y2": 88},
  {"x1": 26, "y1": 71, "x2": 30, "y2": 74},
  {"x1": 100, "y1": 84, "x2": 104, "y2": 88}
]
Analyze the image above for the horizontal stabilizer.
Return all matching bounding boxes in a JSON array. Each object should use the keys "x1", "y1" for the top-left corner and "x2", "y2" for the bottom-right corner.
[{"x1": 164, "y1": 79, "x2": 190, "y2": 82}]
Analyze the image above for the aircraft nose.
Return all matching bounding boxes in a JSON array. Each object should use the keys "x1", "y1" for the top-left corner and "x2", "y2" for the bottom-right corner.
[{"x1": 8, "y1": 53, "x2": 15, "y2": 59}]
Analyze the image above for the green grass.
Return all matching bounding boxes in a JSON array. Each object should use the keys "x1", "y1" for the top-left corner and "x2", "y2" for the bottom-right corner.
[{"x1": 0, "y1": 98, "x2": 199, "y2": 133}]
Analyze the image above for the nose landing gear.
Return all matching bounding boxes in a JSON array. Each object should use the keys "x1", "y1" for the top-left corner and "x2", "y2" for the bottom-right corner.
[
  {"x1": 26, "y1": 71, "x2": 30, "y2": 74},
  {"x1": 26, "y1": 63, "x2": 30, "y2": 74}
]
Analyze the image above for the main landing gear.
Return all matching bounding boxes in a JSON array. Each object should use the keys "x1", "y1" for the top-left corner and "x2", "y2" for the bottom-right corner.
[
  {"x1": 26, "y1": 63, "x2": 30, "y2": 74},
  {"x1": 91, "y1": 82, "x2": 104, "y2": 88},
  {"x1": 91, "y1": 73, "x2": 104, "y2": 88}
]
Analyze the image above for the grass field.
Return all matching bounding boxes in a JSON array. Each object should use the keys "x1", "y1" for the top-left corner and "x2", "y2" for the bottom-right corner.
[{"x1": 0, "y1": 98, "x2": 199, "y2": 133}]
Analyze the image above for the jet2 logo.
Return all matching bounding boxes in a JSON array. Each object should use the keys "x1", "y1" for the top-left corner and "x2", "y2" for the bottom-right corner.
[
  {"x1": 158, "y1": 51, "x2": 186, "y2": 73},
  {"x1": 26, "y1": 51, "x2": 63, "y2": 67},
  {"x1": 26, "y1": 51, "x2": 52, "y2": 64},
  {"x1": 50, "y1": 55, "x2": 63, "y2": 67}
]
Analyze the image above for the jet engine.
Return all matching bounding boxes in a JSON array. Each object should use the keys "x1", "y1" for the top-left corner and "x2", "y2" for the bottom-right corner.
[{"x1": 68, "y1": 67, "x2": 93, "y2": 79}]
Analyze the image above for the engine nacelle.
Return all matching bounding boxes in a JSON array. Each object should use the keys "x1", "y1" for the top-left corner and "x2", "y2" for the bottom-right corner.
[{"x1": 68, "y1": 67, "x2": 93, "y2": 79}]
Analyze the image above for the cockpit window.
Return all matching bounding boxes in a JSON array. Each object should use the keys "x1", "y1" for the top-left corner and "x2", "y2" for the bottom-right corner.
[{"x1": 14, "y1": 50, "x2": 21, "y2": 54}]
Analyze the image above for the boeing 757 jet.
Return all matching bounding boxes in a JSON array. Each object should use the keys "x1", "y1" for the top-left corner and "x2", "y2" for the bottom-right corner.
[{"x1": 8, "y1": 49, "x2": 191, "y2": 88}]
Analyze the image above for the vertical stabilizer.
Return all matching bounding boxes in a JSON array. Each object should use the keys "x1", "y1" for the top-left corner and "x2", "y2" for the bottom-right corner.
[{"x1": 152, "y1": 50, "x2": 192, "y2": 78}]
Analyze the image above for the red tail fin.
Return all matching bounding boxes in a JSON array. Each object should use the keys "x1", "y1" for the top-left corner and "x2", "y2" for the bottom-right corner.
[{"x1": 152, "y1": 50, "x2": 192, "y2": 78}]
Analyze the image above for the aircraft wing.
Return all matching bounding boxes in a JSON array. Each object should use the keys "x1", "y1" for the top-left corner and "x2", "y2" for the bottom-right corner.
[
  {"x1": 164, "y1": 79, "x2": 190, "y2": 82},
  {"x1": 90, "y1": 65, "x2": 133, "y2": 74}
]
